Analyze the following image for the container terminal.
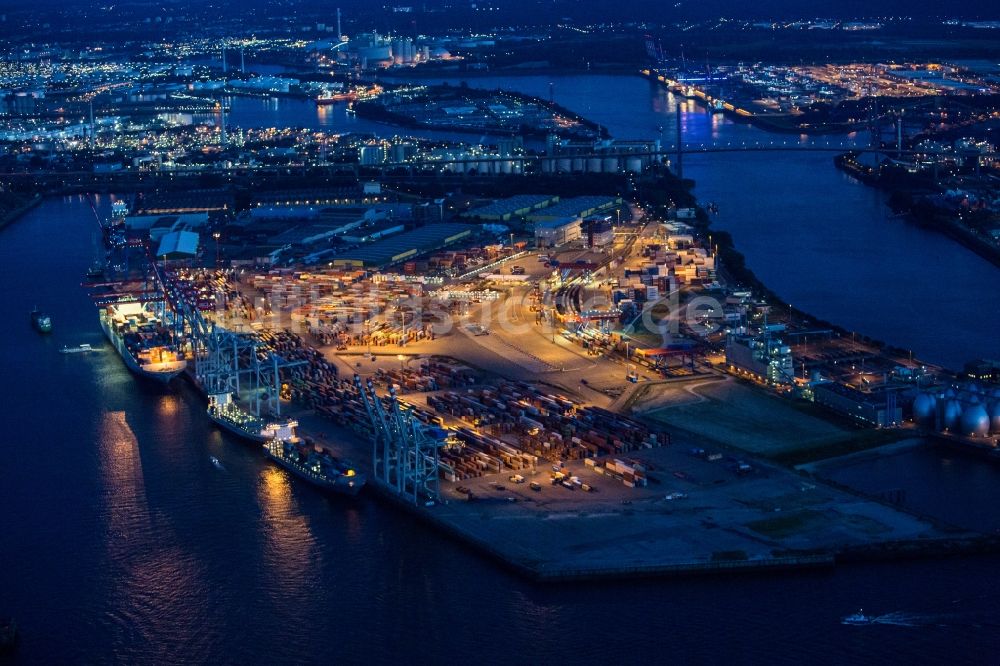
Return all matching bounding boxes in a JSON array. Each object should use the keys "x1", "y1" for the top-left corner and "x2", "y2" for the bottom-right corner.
[{"x1": 78, "y1": 187, "x2": 1000, "y2": 580}]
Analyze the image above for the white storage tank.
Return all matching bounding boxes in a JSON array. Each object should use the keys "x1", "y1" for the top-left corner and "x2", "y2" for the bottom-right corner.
[
  {"x1": 941, "y1": 399, "x2": 963, "y2": 432},
  {"x1": 912, "y1": 393, "x2": 936, "y2": 428},
  {"x1": 990, "y1": 401, "x2": 1000, "y2": 434},
  {"x1": 960, "y1": 404, "x2": 990, "y2": 437}
]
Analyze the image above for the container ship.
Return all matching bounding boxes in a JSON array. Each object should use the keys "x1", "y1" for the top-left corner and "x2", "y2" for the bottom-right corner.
[
  {"x1": 99, "y1": 302, "x2": 187, "y2": 383},
  {"x1": 315, "y1": 91, "x2": 356, "y2": 105},
  {"x1": 207, "y1": 392, "x2": 299, "y2": 443},
  {"x1": 263, "y1": 437, "x2": 366, "y2": 496}
]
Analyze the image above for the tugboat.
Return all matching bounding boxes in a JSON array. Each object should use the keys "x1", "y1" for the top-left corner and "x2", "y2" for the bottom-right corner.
[
  {"x1": 264, "y1": 437, "x2": 366, "y2": 496},
  {"x1": 841, "y1": 609, "x2": 874, "y2": 625},
  {"x1": 0, "y1": 616, "x2": 17, "y2": 652},
  {"x1": 30, "y1": 307, "x2": 52, "y2": 333},
  {"x1": 59, "y1": 343, "x2": 96, "y2": 354}
]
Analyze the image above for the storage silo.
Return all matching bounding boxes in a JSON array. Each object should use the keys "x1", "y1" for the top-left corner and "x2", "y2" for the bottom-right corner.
[
  {"x1": 912, "y1": 393, "x2": 936, "y2": 428},
  {"x1": 990, "y1": 401, "x2": 1000, "y2": 434},
  {"x1": 941, "y1": 399, "x2": 963, "y2": 432},
  {"x1": 960, "y1": 403, "x2": 990, "y2": 437}
]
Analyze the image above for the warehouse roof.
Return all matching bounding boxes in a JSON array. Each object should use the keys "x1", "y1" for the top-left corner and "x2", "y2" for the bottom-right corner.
[
  {"x1": 333, "y1": 223, "x2": 474, "y2": 268},
  {"x1": 156, "y1": 230, "x2": 200, "y2": 258}
]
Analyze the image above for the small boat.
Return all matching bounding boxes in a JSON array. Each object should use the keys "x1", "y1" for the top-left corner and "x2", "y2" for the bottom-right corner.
[
  {"x1": 842, "y1": 609, "x2": 874, "y2": 625},
  {"x1": 210, "y1": 456, "x2": 225, "y2": 471},
  {"x1": 60, "y1": 344, "x2": 97, "y2": 354},
  {"x1": 30, "y1": 308, "x2": 52, "y2": 333}
]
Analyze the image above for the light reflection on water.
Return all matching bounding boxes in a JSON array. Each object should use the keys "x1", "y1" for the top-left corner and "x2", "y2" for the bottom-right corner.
[
  {"x1": 99, "y1": 410, "x2": 149, "y2": 543},
  {"x1": 257, "y1": 465, "x2": 321, "y2": 605},
  {"x1": 4, "y1": 92, "x2": 1000, "y2": 665},
  {"x1": 97, "y1": 410, "x2": 210, "y2": 661}
]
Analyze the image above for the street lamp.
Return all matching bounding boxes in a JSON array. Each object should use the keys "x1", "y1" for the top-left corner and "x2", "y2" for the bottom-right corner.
[
  {"x1": 397, "y1": 354, "x2": 406, "y2": 370},
  {"x1": 212, "y1": 231, "x2": 222, "y2": 267}
]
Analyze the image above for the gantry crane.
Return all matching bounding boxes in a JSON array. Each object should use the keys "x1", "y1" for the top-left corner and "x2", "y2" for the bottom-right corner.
[{"x1": 355, "y1": 375, "x2": 441, "y2": 504}]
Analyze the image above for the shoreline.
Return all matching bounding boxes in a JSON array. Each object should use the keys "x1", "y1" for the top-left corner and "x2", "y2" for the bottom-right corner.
[
  {"x1": 0, "y1": 193, "x2": 42, "y2": 232},
  {"x1": 640, "y1": 69, "x2": 864, "y2": 136},
  {"x1": 293, "y1": 406, "x2": 999, "y2": 582},
  {"x1": 352, "y1": 84, "x2": 608, "y2": 140},
  {"x1": 834, "y1": 153, "x2": 1000, "y2": 270},
  {"x1": 85, "y1": 199, "x2": 990, "y2": 583}
]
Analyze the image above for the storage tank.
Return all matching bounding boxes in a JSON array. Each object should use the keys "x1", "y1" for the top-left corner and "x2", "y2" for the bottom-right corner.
[
  {"x1": 960, "y1": 404, "x2": 990, "y2": 437},
  {"x1": 990, "y1": 402, "x2": 1000, "y2": 434},
  {"x1": 941, "y1": 399, "x2": 963, "y2": 432},
  {"x1": 912, "y1": 393, "x2": 936, "y2": 428}
]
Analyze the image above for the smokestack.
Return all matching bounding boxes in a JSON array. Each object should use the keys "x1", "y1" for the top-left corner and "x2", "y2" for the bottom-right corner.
[
  {"x1": 337, "y1": 8, "x2": 342, "y2": 40},
  {"x1": 241, "y1": 47, "x2": 245, "y2": 73},
  {"x1": 222, "y1": 45, "x2": 227, "y2": 73}
]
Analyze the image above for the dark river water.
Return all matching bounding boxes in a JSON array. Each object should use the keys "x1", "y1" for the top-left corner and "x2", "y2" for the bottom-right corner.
[{"x1": 3, "y1": 73, "x2": 1000, "y2": 663}]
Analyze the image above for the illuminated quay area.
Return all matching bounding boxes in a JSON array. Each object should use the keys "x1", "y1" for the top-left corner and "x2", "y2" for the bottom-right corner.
[
  {"x1": 3, "y1": 2, "x2": 1000, "y2": 660},
  {"x1": 61, "y1": 170, "x2": 994, "y2": 580}
]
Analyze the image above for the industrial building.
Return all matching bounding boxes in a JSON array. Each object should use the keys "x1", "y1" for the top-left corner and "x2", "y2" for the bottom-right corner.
[
  {"x1": 526, "y1": 196, "x2": 621, "y2": 223},
  {"x1": 534, "y1": 217, "x2": 582, "y2": 248},
  {"x1": 813, "y1": 383, "x2": 902, "y2": 428},
  {"x1": 126, "y1": 213, "x2": 210, "y2": 243},
  {"x1": 466, "y1": 194, "x2": 559, "y2": 221},
  {"x1": 134, "y1": 190, "x2": 233, "y2": 215},
  {"x1": 332, "y1": 223, "x2": 474, "y2": 268},
  {"x1": 964, "y1": 359, "x2": 1000, "y2": 385},
  {"x1": 725, "y1": 326, "x2": 795, "y2": 386},
  {"x1": 340, "y1": 221, "x2": 406, "y2": 243},
  {"x1": 584, "y1": 216, "x2": 615, "y2": 247},
  {"x1": 155, "y1": 230, "x2": 200, "y2": 260}
]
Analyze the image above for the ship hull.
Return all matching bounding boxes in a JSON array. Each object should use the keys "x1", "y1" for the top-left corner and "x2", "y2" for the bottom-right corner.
[
  {"x1": 31, "y1": 313, "x2": 52, "y2": 333},
  {"x1": 100, "y1": 314, "x2": 185, "y2": 384},
  {"x1": 263, "y1": 447, "x2": 366, "y2": 497},
  {"x1": 207, "y1": 409, "x2": 269, "y2": 443}
]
